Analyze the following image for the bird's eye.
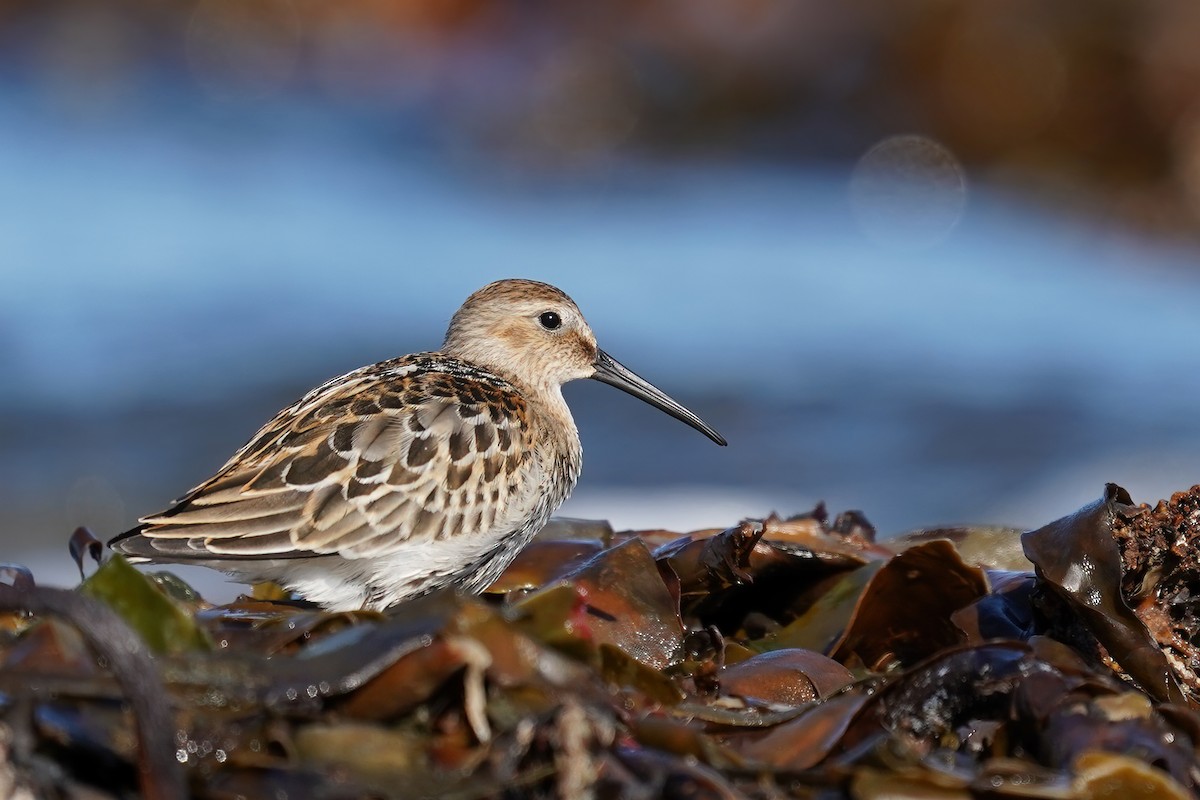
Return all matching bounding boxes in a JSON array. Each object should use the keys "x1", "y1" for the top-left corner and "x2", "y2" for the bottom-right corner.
[{"x1": 538, "y1": 311, "x2": 562, "y2": 330}]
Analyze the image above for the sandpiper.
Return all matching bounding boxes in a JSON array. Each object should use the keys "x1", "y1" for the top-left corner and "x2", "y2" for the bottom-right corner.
[{"x1": 109, "y1": 279, "x2": 725, "y2": 610}]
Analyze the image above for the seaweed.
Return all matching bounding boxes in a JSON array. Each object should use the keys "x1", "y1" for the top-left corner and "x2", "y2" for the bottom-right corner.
[{"x1": 3, "y1": 484, "x2": 1200, "y2": 798}]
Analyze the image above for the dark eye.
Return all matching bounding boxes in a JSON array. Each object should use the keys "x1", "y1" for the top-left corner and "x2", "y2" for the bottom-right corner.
[{"x1": 538, "y1": 311, "x2": 562, "y2": 330}]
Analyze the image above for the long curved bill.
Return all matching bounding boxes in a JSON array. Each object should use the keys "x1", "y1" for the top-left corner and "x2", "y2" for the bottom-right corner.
[{"x1": 591, "y1": 349, "x2": 727, "y2": 446}]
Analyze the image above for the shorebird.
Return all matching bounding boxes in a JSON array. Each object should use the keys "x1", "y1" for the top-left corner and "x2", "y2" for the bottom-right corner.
[{"x1": 109, "y1": 279, "x2": 725, "y2": 610}]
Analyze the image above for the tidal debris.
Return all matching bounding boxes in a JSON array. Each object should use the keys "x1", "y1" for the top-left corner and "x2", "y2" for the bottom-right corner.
[{"x1": 2, "y1": 485, "x2": 1200, "y2": 798}]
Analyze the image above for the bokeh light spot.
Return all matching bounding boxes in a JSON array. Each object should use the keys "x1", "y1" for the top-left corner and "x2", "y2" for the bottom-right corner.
[{"x1": 849, "y1": 134, "x2": 968, "y2": 250}]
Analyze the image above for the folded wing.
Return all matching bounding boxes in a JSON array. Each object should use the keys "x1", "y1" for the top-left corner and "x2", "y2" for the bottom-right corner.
[{"x1": 111, "y1": 357, "x2": 537, "y2": 561}]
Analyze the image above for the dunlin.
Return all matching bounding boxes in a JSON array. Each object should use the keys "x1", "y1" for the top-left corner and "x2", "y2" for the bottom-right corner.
[{"x1": 109, "y1": 279, "x2": 725, "y2": 610}]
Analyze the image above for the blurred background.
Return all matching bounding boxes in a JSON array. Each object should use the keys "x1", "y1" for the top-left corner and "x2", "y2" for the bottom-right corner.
[{"x1": 4, "y1": 0, "x2": 1200, "y2": 594}]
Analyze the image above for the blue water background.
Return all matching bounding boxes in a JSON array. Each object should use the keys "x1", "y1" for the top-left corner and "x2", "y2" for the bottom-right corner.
[{"x1": 3, "y1": 101, "x2": 1200, "y2": 592}]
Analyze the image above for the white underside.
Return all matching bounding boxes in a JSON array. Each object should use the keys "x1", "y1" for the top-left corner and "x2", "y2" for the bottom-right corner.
[{"x1": 223, "y1": 522, "x2": 542, "y2": 611}]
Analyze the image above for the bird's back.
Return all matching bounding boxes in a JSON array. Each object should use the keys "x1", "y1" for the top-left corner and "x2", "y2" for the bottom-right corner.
[{"x1": 110, "y1": 354, "x2": 578, "y2": 578}]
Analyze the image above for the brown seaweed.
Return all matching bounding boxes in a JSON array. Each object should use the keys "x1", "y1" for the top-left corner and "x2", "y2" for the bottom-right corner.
[
  {"x1": 4, "y1": 484, "x2": 1200, "y2": 797},
  {"x1": 1022, "y1": 483, "x2": 1187, "y2": 703}
]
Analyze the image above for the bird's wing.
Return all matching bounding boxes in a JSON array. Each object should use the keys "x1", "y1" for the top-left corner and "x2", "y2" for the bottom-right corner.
[{"x1": 113, "y1": 358, "x2": 540, "y2": 561}]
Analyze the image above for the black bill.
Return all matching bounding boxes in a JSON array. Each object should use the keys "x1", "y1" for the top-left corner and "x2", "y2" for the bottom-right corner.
[{"x1": 591, "y1": 349, "x2": 727, "y2": 446}]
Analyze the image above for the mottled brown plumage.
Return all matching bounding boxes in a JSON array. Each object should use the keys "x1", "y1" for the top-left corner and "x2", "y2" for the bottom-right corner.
[{"x1": 109, "y1": 279, "x2": 725, "y2": 610}]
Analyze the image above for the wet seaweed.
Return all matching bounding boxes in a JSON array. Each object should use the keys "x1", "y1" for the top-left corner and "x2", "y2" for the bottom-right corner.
[{"x1": 3, "y1": 484, "x2": 1200, "y2": 798}]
